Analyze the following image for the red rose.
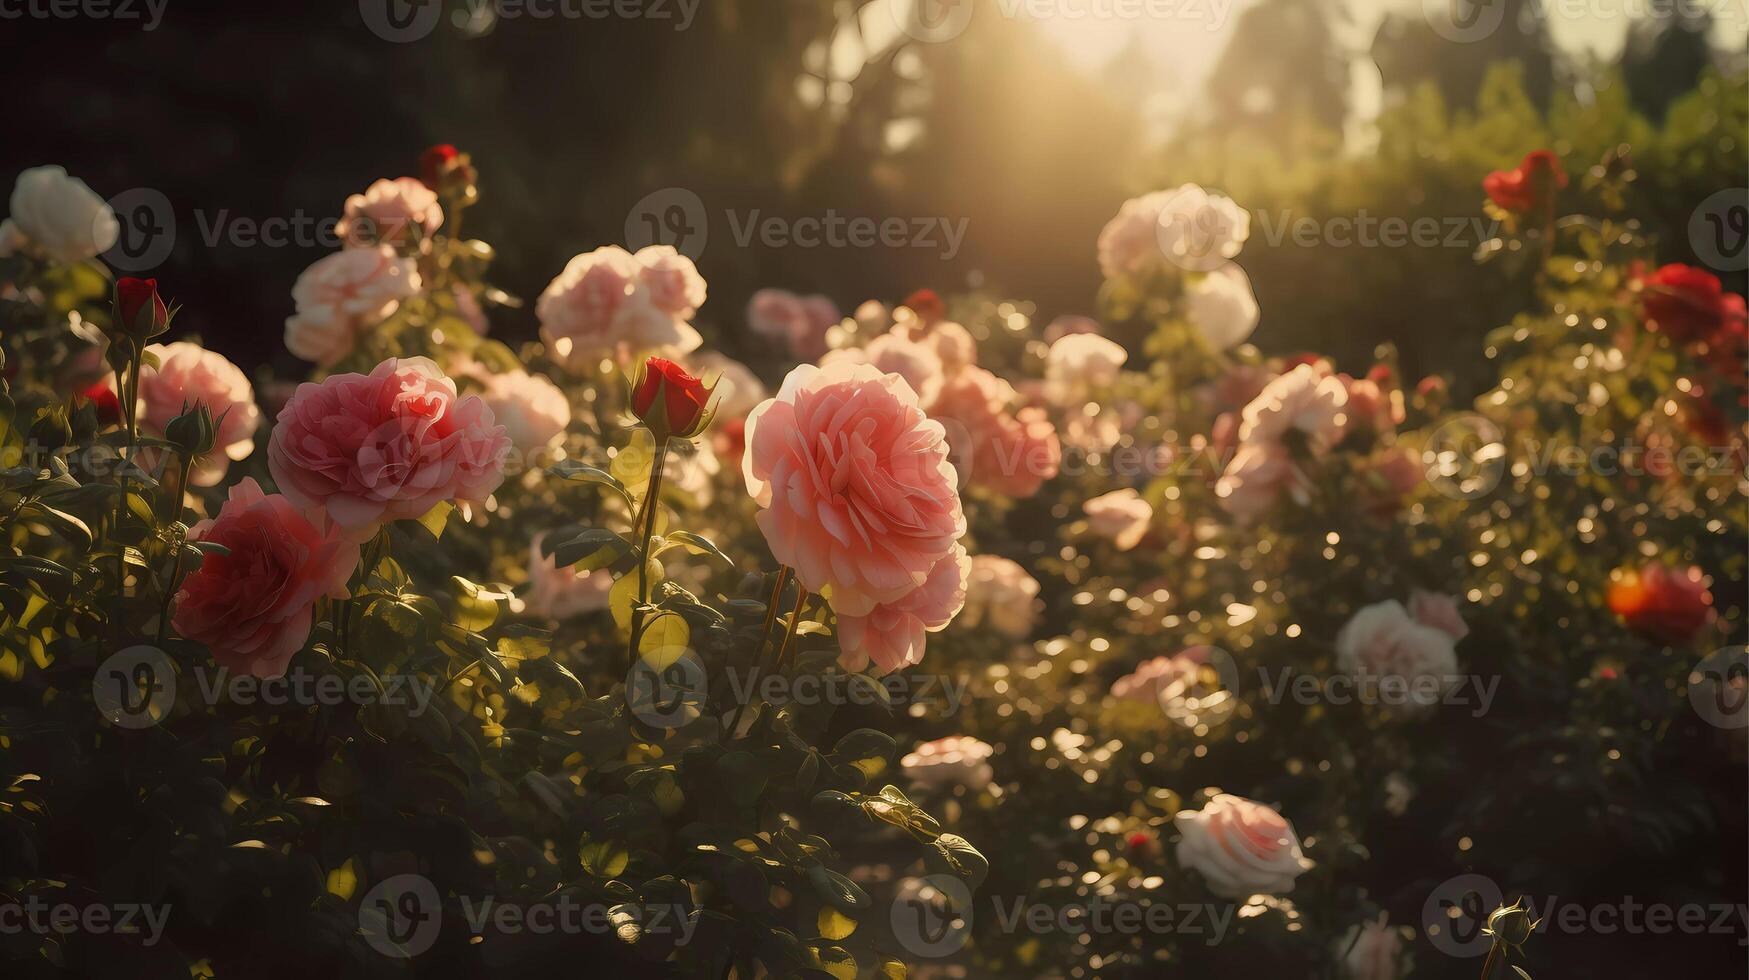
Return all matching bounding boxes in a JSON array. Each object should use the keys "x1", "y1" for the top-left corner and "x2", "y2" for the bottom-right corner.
[
  {"x1": 902, "y1": 288, "x2": 945, "y2": 325},
  {"x1": 1639, "y1": 263, "x2": 1748, "y2": 347},
  {"x1": 80, "y1": 380, "x2": 121, "y2": 425},
  {"x1": 1483, "y1": 150, "x2": 1567, "y2": 215},
  {"x1": 633, "y1": 356, "x2": 714, "y2": 439},
  {"x1": 1606, "y1": 564, "x2": 1715, "y2": 646},
  {"x1": 419, "y1": 143, "x2": 476, "y2": 191},
  {"x1": 115, "y1": 277, "x2": 169, "y2": 337}
]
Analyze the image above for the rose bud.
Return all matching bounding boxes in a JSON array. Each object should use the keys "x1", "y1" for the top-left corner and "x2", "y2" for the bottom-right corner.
[
  {"x1": 420, "y1": 143, "x2": 478, "y2": 196},
  {"x1": 631, "y1": 356, "x2": 716, "y2": 441},
  {"x1": 164, "y1": 402, "x2": 218, "y2": 457},
  {"x1": 1484, "y1": 900, "x2": 1538, "y2": 948},
  {"x1": 80, "y1": 380, "x2": 122, "y2": 425},
  {"x1": 903, "y1": 288, "x2": 945, "y2": 325},
  {"x1": 113, "y1": 277, "x2": 172, "y2": 340}
]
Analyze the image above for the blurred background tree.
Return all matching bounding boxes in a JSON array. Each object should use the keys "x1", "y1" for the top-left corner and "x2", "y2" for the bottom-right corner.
[{"x1": 4, "y1": 0, "x2": 1743, "y2": 394}]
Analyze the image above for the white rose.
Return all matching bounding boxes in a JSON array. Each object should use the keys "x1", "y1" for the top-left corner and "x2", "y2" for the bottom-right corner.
[
  {"x1": 1338, "y1": 916, "x2": 1405, "y2": 980},
  {"x1": 902, "y1": 736, "x2": 994, "y2": 792},
  {"x1": 959, "y1": 554, "x2": 1040, "y2": 639},
  {"x1": 1186, "y1": 262, "x2": 1260, "y2": 351},
  {"x1": 1084, "y1": 488, "x2": 1152, "y2": 551},
  {"x1": 1173, "y1": 794, "x2": 1312, "y2": 897},
  {"x1": 1098, "y1": 183, "x2": 1249, "y2": 278},
  {"x1": 1334, "y1": 599, "x2": 1459, "y2": 711},
  {"x1": 478, "y1": 369, "x2": 570, "y2": 452},
  {"x1": 6, "y1": 165, "x2": 119, "y2": 265}
]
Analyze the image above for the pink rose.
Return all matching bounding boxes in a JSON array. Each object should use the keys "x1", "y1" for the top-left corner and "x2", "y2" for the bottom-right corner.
[
  {"x1": 1110, "y1": 649, "x2": 1207, "y2": 703},
  {"x1": 337, "y1": 177, "x2": 443, "y2": 247},
  {"x1": 1084, "y1": 488, "x2": 1152, "y2": 551},
  {"x1": 1173, "y1": 794, "x2": 1312, "y2": 897},
  {"x1": 1341, "y1": 375, "x2": 1405, "y2": 435},
  {"x1": 932, "y1": 367, "x2": 1062, "y2": 498},
  {"x1": 960, "y1": 554, "x2": 1040, "y2": 638},
  {"x1": 284, "y1": 246, "x2": 421, "y2": 366},
  {"x1": 1239, "y1": 363, "x2": 1349, "y2": 452},
  {"x1": 133, "y1": 342, "x2": 262, "y2": 486},
  {"x1": 902, "y1": 735, "x2": 994, "y2": 792},
  {"x1": 172, "y1": 478, "x2": 358, "y2": 678},
  {"x1": 524, "y1": 532, "x2": 614, "y2": 620},
  {"x1": 475, "y1": 368, "x2": 570, "y2": 452},
  {"x1": 748, "y1": 288, "x2": 840, "y2": 361},
  {"x1": 633, "y1": 244, "x2": 708, "y2": 318},
  {"x1": 921, "y1": 320, "x2": 977, "y2": 376},
  {"x1": 822, "y1": 330, "x2": 946, "y2": 406},
  {"x1": 267, "y1": 357, "x2": 510, "y2": 541},
  {"x1": 1215, "y1": 442, "x2": 1308, "y2": 523},
  {"x1": 743, "y1": 361, "x2": 965, "y2": 617},
  {"x1": 1407, "y1": 589, "x2": 1468, "y2": 642},
  {"x1": 1334, "y1": 600, "x2": 1459, "y2": 711},
  {"x1": 537, "y1": 246, "x2": 702, "y2": 370},
  {"x1": 1338, "y1": 916, "x2": 1404, "y2": 980},
  {"x1": 837, "y1": 544, "x2": 969, "y2": 674},
  {"x1": 1045, "y1": 333, "x2": 1128, "y2": 403}
]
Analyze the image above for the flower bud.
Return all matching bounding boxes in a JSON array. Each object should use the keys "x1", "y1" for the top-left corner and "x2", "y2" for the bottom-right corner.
[
  {"x1": 113, "y1": 277, "x2": 171, "y2": 339},
  {"x1": 420, "y1": 144, "x2": 478, "y2": 198},
  {"x1": 165, "y1": 402, "x2": 217, "y2": 458},
  {"x1": 1485, "y1": 900, "x2": 1537, "y2": 948},
  {"x1": 631, "y1": 356, "x2": 716, "y2": 441}
]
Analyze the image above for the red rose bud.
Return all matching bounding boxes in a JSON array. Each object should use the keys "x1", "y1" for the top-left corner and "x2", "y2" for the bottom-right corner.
[
  {"x1": 1637, "y1": 263, "x2": 1748, "y2": 347},
  {"x1": 114, "y1": 277, "x2": 170, "y2": 339},
  {"x1": 903, "y1": 288, "x2": 945, "y2": 325},
  {"x1": 420, "y1": 144, "x2": 477, "y2": 193},
  {"x1": 1606, "y1": 564, "x2": 1715, "y2": 646},
  {"x1": 1125, "y1": 830, "x2": 1159, "y2": 860},
  {"x1": 80, "y1": 379, "x2": 122, "y2": 425},
  {"x1": 633, "y1": 357, "x2": 715, "y2": 440},
  {"x1": 1483, "y1": 149, "x2": 1567, "y2": 215}
]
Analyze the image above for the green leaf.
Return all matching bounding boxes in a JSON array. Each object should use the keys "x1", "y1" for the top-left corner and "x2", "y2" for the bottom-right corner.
[
  {"x1": 548, "y1": 460, "x2": 634, "y2": 507},
  {"x1": 658, "y1": 530, "x2": 735, "y2": 566},
  {"x1": 579, "y1": 836, "x2": 630, "y2": 879}
]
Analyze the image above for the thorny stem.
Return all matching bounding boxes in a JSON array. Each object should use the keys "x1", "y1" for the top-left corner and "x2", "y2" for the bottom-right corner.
[
  {"x1": 153, "y1": 456, "x2": 195, "y2": 647},
  {"x1": 723, "y1": 566, "x2": 792, "y2": 738}
]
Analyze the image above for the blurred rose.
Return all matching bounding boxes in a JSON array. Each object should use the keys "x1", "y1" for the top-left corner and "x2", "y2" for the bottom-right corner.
[
  {"x1": 1084, "y1": 488, "x2": 1152, "y2": 550},
  {"x1": 1110, "y1": 649, "x2": 1206, "y2": 703},
  {"x1": 4, "y1": 165, "x2": 118, "y2": 265},
  {"x1": 1043, "y1": 314, "x2": 1099, "y2": 344},
  {"x1": 903, "y1": 288, "x2": 946, "y2": 325},
  {"x1": 524, "y1": 532, "x2": 613, "y2": 620},
  {"x1": 930, "y1": 366, "x2": 1060, "y2": 498},
  {"x1": 837, "y1": 545, "x2": 968, "y2": 674},
  {"x1": 822, "y1": 329, "x2": 946, "y2": 406},
  {"x1": 284, "y1": 246, "x2": 421, "y2": 366},
  {"x1": 337, "y1": 177, "x2": 443, "y2": 247},
  {"x1": 686, "y1": 351, "x2": 767, "y2": 422},
  {"x1": 1606, "y1": 564, "x2": 1715, "y2": 645},
  {"x1": 1185, "y1": 262, "x2": 1259, "y2": 351},
  {"x1": 853, "y1": 298, "x2": 891, "y2": 334},
  {"x1": 538, "y1": 246, "x2": 702, "y2": 370},
  {"x1": 268, "y1": 357, "x2": 509, "y2": 541},
  {"x1": 959, "y1": 554, "x2": 1040, "y2": 639},
  {"x1": 634, "y1": 244, "x2": 708, "y2": 319},
  {"x1": 902, "y1": 735, "x2": 994, "y2": 792},
  {"x1": 1407, "y1": 589, "x2": 1468, "y2": 642},
  {"x1": 1334, "y1": 600, "x2": 1459, "y2": 711},
  {"x1": 173, "y1": 479, "x2": 358, "y2": 678},
  {"x1": 747, "y1": 288, "x2": 838, "y2": 360},
  {"x1": 1341, "y1": 375, "x2": 1404, "y2": 435},
  {"x1": 477, "y1": 368, "x2": 570, "y2": 452},
  {"x1": 1337, "y1": 917, "x2": 1404, "y2": 980},
  {"x1": 1173, "y1": 794, "x2": 1312, "y2": 897},
  {"x1": 1099, "y1": 183, "x2": 1249, "y2": 277},
  {"x1": 1637, "y1": 263, "x2": 1747, "y2": 347},
  {"x1": 1239, "y1": 363, "x2": 1349, "y2": 452},
  {"x1": 136, "y1": 341, "x2": 262, "y2": 486},
  {"x1": 1045, "y1": 333, "x2": 1128, "y2": 404},
  {"x1": 1215, "y1": 441, "x2": 1304, "y2": 522},
  {"x1": 922, "y1": 320, "x2": 977, "y2": 376},
  {"x1": 743, "y1": 361, "x2": 964, "y2": 618},
  {"x1": 1483, "y1": 149, "x2": 1566, "y2": 215}
]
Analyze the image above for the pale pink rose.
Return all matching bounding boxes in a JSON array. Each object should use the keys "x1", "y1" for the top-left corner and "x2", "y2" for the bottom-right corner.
[
  {"x1": 172, "y1": 478, "x2": 358, "y2": 678},
  {"x1": 923, "y1": 320, "x2": 977, "y2": 376},
  {"x1": 1110, "y1": 651, "x2": 1205, "y2": 703},
  {"x1": 633, "y1": 244, "x2": 707, "y2": 318},
  {"x1": 747, "y1": 289, "x2": 838, "y2": 360},
  {"x1": 524, "y1": 532, "x2": 614, "y2": 620},
  {"x1": 267, "y1": 357, "x2": 510, "y2": 541},
  {"x1": 902, "y1": 735, "x2": 994, "y2": 792},
  {"x1": 1173, "y1": 794, "x2": 1312, "y2": 897},
  {"x1": 537, "y1": 246, "x2": 702, "y2": 370},
  {"x1": 1098, "y1": 184, "x2": 1249, "y2": 278},
  {"x1": 1408, "y1": 589, "x2": 1468, "y2": 642},
  {"x1": 337, "y1": 177, "x2": 443, "y2": 247},
  {"x1": 1185, "y1": 262, "x2": 1259, "y2": 351},
  {"x1": 743, "y1": 361, "x2": 965, "y2": 617},
  {"x1": 1239, "y1": 363, "x2": 1349, "y2": 452},
  {"x1": 1338, "y1": 916, "x2": 1404, "y2": 980},
  {"x1": 1045, "y1": 333, "x2": 1128, "y2": 404},
  {"x1": 477, "y1": 368, "x2": 570, "y2": 452},
  {"x1": 135, "y1": 342, "x2": 262, "y2": 486},
  {"x1": 1334, "y1": 600, "x2": 1459, "y2": 711},
  {"x1": 822, "y1": 330, "x2": 946, "y2": 406},
  {"x1": 959, "y1": 554, "x2": 1040, "y2": 639},
  {"x1": 853, "y1": 299, "x2": 892, "y2": 334},
  {"x1": 1084, "y1": 488, "x2": 1152, "y2": 551},
  {"x1": 1043, "y1": 314, "x2": 1099, "y2": 344},
  {"x1": 284, "y1": 246, "x2": 422, "y2": 366},
  {"x1": 837, "y1": 544, "x2": 969, "y2": 674},
  {"x1": 1215, "y1": 441, "x2": 1310, "y2": 523}
]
